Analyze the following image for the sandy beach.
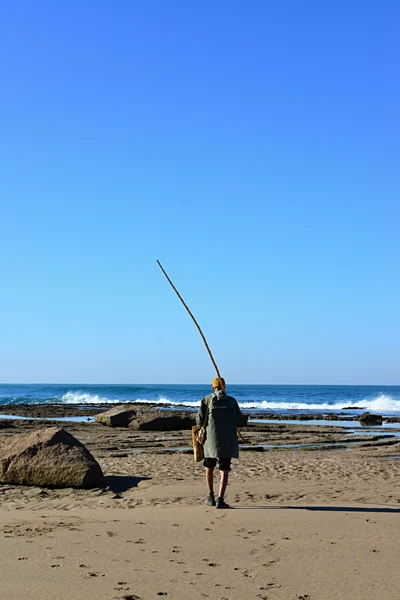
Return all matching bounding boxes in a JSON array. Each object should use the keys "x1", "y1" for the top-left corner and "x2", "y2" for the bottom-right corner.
[{"x1": 1, "y1": 408, "x2": 400, "y2": 599}]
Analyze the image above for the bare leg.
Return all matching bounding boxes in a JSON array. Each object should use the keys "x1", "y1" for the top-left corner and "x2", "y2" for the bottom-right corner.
[
  {"x1": 218, "y1": 470, "x2": 229, "y2": 499},
  {"x1": 206, "y1": 467, "x2": 214, "y2": 494}
]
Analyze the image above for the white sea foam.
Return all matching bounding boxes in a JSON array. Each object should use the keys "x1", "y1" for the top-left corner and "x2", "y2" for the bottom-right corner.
[
  {"x1": 61, "y1": 392, "x2": 120, "y2": 404},
  {"x1": 59, "y1": 391, "x2": 400, "y2": 413},
  {"x1": 60, "y1": 393, "x2": 179, "y2": 405},
  {"x1": 363, "y1": 393, "x2": 400, "y2": 413},
  {"x1": 122, "y1": 397, "x2": 182, "y2": 405},
  {"x1": 175, "y1": 394, "x2": 400, "y2": 413},
  {"x1": 235, "y1": 393, "x2": 400, "y2": 413}
]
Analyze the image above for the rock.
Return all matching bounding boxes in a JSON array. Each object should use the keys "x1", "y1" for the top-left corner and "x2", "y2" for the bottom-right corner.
[
  {"x1": 0, "y1": 403, "x2": 98, "y2": 418},
  {"x1": 95, "y1": 405, "x2": 137, "y2": 427},
  {"x1": 358, "y1": 412, "x2": 383, "y2": 426},
  {"x1": 0, "y1": 427, "x2": 104, "y2": 488},
  {"x1": 129, "y1": 411, "x2": 195, "y2": 431},
  {"x1": 128, "y1": 408, "x2": 246, "y2": 432},
  {"x1": 324, "y1": 414, "x2": 353, "y2": 421},
  {"x1": 0, "y1": 420, "x2": 16, "y2": 429},
  {"x1": 342, "y1": 406, "x2": 364, "y2": 410}
]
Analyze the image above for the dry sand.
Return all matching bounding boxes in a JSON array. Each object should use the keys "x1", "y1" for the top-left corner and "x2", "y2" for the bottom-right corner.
[{"x1": 1, "y1": 416, "x2": 400, "y2": 599}]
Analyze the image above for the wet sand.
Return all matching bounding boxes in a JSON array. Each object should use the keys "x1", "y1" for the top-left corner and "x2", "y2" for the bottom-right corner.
[{"x1": 1, "y1": 406, "x2": 400, "y2": 599}]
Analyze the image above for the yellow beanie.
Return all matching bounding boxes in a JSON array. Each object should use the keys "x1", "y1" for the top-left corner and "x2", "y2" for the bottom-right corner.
[{"x1": 212, "y1": 377, "x2": 226, "y2": 390}]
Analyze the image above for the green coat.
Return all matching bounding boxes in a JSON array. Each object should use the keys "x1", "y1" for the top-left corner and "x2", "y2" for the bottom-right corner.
[{"x1": 196, "y1": 391, "x2": 243, "y2": 459}]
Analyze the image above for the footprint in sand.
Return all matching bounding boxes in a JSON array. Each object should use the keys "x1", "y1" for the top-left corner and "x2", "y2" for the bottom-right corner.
[{"x1": 260, "y1": 583, "x2": 281, "y2": 590}]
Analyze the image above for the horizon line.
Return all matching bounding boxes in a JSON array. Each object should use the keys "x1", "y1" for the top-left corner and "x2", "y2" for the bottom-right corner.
[{"x1": 1, "y1": 382, "x2": 399, "y2": 387}]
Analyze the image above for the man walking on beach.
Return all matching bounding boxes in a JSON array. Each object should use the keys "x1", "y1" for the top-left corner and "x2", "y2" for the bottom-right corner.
[{"x1": 197, "y1": 377, "x2": 244, "y2": 509}]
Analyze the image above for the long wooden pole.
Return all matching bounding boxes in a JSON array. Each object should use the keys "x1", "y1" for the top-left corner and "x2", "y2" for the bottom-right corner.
[{"x1": 156, "y1": 260, "x2": 222, "y2": 382}]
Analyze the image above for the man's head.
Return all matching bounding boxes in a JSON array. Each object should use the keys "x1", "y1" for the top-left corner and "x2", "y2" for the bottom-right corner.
[{"x1": 212, "y1": 377, "x2": 226, "y2": 392}]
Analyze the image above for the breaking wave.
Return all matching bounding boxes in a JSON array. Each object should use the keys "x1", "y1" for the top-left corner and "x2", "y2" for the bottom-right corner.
[
  {"x1": 234, "y1": 393, "x2": 400, "y2": 413},
  {"x1": 58, "y1": 391, "x2": 400, "y2": 414},
  {"x1": 60, "y1": 392, "x2": 177, "y2": 405},
  {"x1": 61, "y1": 392, "x2": 121, "y2": 404}
]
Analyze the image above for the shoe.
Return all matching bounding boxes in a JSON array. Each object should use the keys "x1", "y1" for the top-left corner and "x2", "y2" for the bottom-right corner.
[
  {"x1": 216, "y1": 497, "x2": 230, "y2": 509},
  {"x1": 204, "y1": 493, "x2": 216, "y2": 506}
]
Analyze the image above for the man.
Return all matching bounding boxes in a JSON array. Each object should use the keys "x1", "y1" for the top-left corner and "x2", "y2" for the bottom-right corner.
[{"x1": 196, "y1": 377, "x2": 244, "y2": 509}]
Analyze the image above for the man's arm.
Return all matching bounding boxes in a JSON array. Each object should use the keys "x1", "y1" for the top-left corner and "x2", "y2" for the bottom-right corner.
[
  {"x1": 196, "y1": 398, "x2": 208, "y2": 427},
  {"x1": 234, "y1": 398, "x2": 246, "y2": 427}
]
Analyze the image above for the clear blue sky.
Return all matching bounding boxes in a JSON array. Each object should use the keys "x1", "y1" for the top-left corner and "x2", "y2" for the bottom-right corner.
[{"x1": 1, "y1": 0, "x2": 399, "y2": 384}]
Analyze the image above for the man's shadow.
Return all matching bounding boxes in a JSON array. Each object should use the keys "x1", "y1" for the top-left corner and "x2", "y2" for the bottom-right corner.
[{"x1": 232, "y1": 505, "x2": 400, "y2": 514}]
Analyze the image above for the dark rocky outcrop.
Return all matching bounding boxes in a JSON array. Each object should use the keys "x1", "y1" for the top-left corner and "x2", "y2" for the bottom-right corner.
[
  {"x1": 129, "y1": 411, "x2": 195, "y2": 431},
  {"x1": 0, "y1": 427, "x2": 104, "y2": 488},
  {"x1": 95, "y1": 405, "x2": 137, "y2": 427},
  {"x1": 0, "y1": 420, "x2": 16, "y2": 429},
  {"x1": 358, "y1": 412, "x2": 383, "y2": 426}
]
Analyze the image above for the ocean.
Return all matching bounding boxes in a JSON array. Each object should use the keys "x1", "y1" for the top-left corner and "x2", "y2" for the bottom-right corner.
[{"x1": 0, "y1": 384, "x2": 400, "y2": 416}]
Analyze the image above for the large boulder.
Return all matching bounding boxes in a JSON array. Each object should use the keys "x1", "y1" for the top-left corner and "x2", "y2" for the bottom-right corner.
[
  {"x1": 358, "y1": 412, "x2": 383, "y2": 426},
  {"x1": 129, "y1": 411, "x2": 195, "y2": 431},
  {"x1": 0, "y1": 427, "x2": 104, "y2": 488},
  {"x1": 95, "y1": 405, "x2": 137, "y2": 427}
]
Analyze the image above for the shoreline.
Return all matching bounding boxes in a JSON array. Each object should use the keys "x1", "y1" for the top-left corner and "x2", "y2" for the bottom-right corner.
[{"x1": 1, "y1": 402, "x2": 399, "y2": 423}]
